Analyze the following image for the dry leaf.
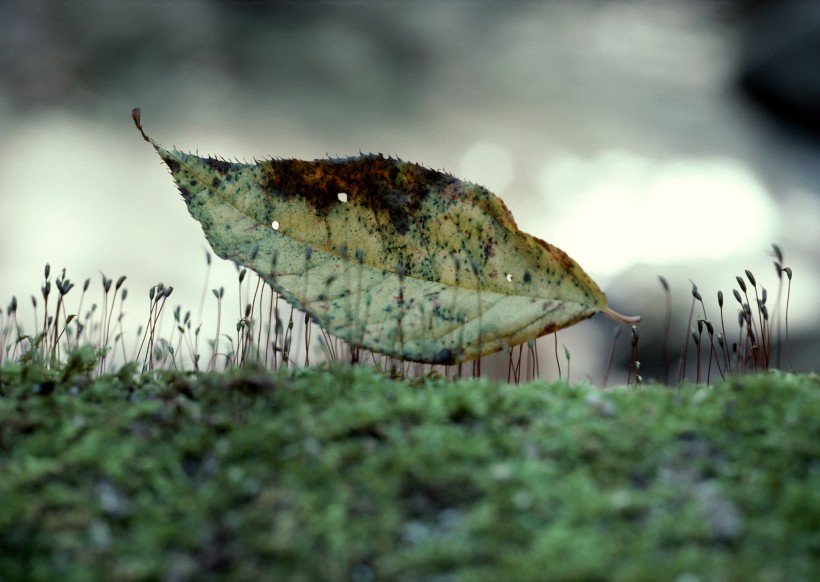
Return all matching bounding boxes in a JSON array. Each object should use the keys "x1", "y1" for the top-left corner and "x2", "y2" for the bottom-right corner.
[{"x1": 133, "y1": 109, "x2": 639, "y2": 364}]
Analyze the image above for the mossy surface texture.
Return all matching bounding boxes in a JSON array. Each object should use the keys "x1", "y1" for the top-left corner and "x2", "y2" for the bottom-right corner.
[{"x1": 1, "y1": 359, "x2": 818, "y2": 581}]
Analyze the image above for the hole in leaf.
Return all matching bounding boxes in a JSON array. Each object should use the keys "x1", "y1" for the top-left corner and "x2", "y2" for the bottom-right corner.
[
  {"x1": 271, "y1": 220, "x2": 280, "y2": 230},
  {"x1": 337, "y1": 192, "x2": 348, "y2": 203},
  {"x1": 506, "y1": 273, "x2": 513, "y2": 283}
]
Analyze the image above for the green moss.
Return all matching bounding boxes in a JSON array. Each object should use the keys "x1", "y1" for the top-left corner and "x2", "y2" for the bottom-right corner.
[{"x1": 1, "y1": 359, "x2": 818, "y2": 580}]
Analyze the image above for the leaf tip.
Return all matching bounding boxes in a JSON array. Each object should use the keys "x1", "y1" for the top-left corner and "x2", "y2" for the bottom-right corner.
[
  {"x1": 131, "y1": 107, "x2": 155, "y2": 144},
  {"x1": 603, "y1": 307, "x2": 641, "y2": 325}
]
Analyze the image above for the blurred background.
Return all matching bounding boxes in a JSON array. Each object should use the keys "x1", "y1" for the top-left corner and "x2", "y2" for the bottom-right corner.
[{"x1": 1, "y1": 0, "x2": 817, "y2": 381}]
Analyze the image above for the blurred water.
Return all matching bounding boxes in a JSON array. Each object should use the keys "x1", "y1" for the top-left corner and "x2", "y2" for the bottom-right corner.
[{"x1": 1, "y1": 0, "x2": 817, "y2": 380}]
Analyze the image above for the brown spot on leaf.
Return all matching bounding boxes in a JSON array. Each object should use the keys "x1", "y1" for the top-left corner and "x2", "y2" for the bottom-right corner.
[
  {"x1": 163, "y1": 156, "x2": 181, "y2": 174},
  {"x1": 207, "y1": 158, "x2": 235, "y2": 175},
  {"x1": 259, "y1": 155, "x2": 455, "y2": 235}
]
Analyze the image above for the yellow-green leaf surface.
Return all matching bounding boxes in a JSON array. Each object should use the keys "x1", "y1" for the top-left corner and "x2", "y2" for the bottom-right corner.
[{"x1": 134, "y1": 109, "x2": 639, "y2": 364}]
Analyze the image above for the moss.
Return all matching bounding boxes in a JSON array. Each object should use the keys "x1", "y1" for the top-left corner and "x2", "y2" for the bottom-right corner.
[{"x1": 0, "y1": 360, "x2": 818, "y2": 580}]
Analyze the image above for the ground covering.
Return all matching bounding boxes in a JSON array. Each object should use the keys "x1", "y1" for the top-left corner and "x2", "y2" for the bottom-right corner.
[{"x1": 1, "y1": 353, "x2": 818, "y2": 580}]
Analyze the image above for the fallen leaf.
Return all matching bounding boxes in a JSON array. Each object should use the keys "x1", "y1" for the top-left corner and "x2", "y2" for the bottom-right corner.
[{"x1": 133, "y1": 109, "x2": 639, "y2": 364}]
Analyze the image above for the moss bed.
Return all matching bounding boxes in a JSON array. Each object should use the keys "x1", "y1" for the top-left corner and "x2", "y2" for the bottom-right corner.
[{"x1": 1, "y1": 353, "x2": 818, "y2": 580}]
